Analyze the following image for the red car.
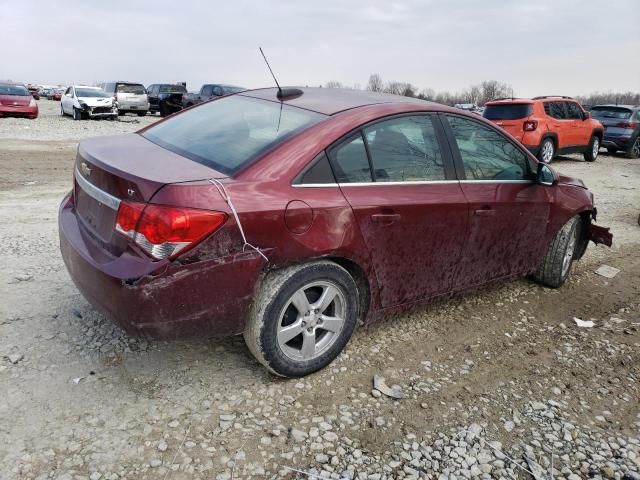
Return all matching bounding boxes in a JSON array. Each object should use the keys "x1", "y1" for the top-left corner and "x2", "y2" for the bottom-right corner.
[
  {"x1": 0, "y1": 82, "x2": 38, "y2": 119},
  {"x1": 59, "y1": 88, "x2": 612, "y2": 377}
]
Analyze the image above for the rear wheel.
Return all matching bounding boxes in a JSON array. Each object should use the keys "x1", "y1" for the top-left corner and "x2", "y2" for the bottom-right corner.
[
  {"x1": 159, "y1": 103, "x2": 170, "y2": 117},
  {"x1": 60, "y1": 104, "x2": 65, "y2": 117},
  {"x1": 584, "y1": 135, "x2": 599, "y2": 162},
  {"x1": 538, "y1": 138, "x2": 555, "y2": 163},
  {"x1": 243, "y1": 261, "x2": 359, "y2": 377},
  {"x1": 533, "y1": 216, "x2": 581, "y2": 288},
  {"x1": 624, "y1": 137, "x2": 640, "y2": 159}
]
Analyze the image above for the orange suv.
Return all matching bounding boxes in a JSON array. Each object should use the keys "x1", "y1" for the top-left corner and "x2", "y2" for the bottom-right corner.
[{"x1": 483, "y1": 96, "x2": 604, "y2": 163}]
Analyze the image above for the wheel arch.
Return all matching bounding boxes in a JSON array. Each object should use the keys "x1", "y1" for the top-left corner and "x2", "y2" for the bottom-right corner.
[{"x1": 541, "y1": 132, "x2": 559, "y2": 150}]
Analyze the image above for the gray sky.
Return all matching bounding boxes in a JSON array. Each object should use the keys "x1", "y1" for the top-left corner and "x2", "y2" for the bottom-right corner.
[{"x1": 2, "y1": 0, "x2": 638, "y2": 97}]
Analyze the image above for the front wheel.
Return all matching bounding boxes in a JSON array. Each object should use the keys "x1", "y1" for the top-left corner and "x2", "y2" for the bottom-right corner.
[
  {"x1": 624, "y1": 137, "x2": 640, "y2": 159},
  {"x1": 533, "y1": 216, "x2": 581, "y2": 288},
  {"x1": 537, "y1": 138, "x2": 555, "y2": 163},
  {"x1": 72, "y1": 108, "x2": 82, "y2": 120},
  {"x1": 243, "y1": 261, "x2": 359, "y2": 377},
  {"x1": 584, "y1": 135, "x2": 600, "y2": 162}
]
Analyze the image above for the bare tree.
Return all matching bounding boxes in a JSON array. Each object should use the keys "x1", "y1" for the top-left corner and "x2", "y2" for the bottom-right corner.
[
  {"x1": 366, "y1": 74, "x2": 384, "y2": 92},
  {"x1": 479, "y1": 80, "x2": 512, "y2": 104},
  {"x1": 324, "y1": 81, "x2": 343, "y2": 89}
]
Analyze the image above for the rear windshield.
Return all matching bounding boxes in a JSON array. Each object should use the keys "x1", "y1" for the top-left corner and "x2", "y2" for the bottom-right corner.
[
  {"x1": 483, "y1": 104, "x2": 533, "y2": 120},
  {"x1": 0, "y1": 84, "x2": 29, "y2": 96},
  {"x1": 222, "y1": 86, "x2": 244, "y2": 94},
  {"x1": 159, "y1": 85, "x2": 187, "y2": 93},
  {"x1": 590, "y1": 107, "x2": 632, "y2": 120},
  {"x1": 76, "y1": 88, "x2": 109, "y2": 98},
  {"x1": 116, "y1": 83, "x2": 146, "y2": 94},
  {"x1": 142, "y1": 95, "x2": 327, "y2": 175}
]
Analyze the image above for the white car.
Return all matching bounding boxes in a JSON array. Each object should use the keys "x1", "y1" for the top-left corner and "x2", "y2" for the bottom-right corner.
[
  {"x1": 99, "y1": 81, "x2": 149, "y2": 116},
  {"x1": 60, "y1": 86, "x2": 118, "y2": 120}
]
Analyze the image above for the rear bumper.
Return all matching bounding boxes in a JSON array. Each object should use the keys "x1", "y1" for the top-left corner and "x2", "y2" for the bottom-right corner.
[
  {"x1": 58, "y1": 194, "x2": 265, "y2": 339},
  {"x1": 0, "y1": 105, "x2": 38, "y2": 118},
  {"x1": 602, "y1": 134, "x2": 636, "y2": 150},
  {"x1": 117, "y1": 102, "x2": 150, "y2": 112}
]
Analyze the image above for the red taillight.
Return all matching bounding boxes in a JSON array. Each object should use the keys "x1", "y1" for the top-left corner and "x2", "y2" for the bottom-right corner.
[
  {"x1": 523, "y1": 120, "x2": 538, "y2": 132},
  {"x1": 115, "y1": 201, "x2": 227, "y2": 259},
  {"x1": 615, "y1": 121, "x2": 637, "y2": 129}
]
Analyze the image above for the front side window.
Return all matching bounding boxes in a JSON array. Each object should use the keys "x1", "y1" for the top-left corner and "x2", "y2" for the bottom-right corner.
[
  {"x1": 363, "y1": 115, "x2": 445, "y2": 182},
  {"x1": 446, "y1": 116, "x2": 530, "y2": 181},
  {"x1": 328, "y1": 134, "x2": 372, "y2": 183},
  {"x1": 566, "y1": 102, "x2": 583, "y2": 120},
  {"x1": 142, "y1": 95, "x2": 327, "y2": 175}
]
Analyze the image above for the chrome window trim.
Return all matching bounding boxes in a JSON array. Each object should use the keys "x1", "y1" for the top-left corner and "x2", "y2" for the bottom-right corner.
[
  {"x1": 292, "y1": 179, "x2": 533, "y2": 187},
  {"x1": 74, "y1": 167, "x2": 121, "y2": 210}
]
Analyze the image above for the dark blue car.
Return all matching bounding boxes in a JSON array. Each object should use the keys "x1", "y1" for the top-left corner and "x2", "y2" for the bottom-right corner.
[{"x1": 591, "y1": 105, "x2": 640, "y2": 158}]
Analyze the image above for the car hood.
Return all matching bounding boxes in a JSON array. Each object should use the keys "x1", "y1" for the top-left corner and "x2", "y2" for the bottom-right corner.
[
  {"x1": 0, "y1": 94, "x2": 32, "y2": 106},
  {"x1": 78, "y1": 96, "x2": 113, "y2": 107},
  {"x1": 557, "y1": 174, "x2": 586, "y2": 189}
]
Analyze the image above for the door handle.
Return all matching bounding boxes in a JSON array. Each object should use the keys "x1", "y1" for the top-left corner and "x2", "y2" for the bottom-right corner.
[
  {"x1": 371, "y1": 213, "x2": 401, "y2": 224},
  {"x1": 474, "y1": 208, "x2": 495, "y2": 217}
]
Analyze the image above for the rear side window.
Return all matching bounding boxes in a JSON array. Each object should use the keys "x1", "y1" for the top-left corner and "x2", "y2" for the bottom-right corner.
[
  {"x1": 447, "y1": 116, "x2": 530, "y2": 181},
  {"x1": 116, "y1": 83, "x2": 146, "y2": 94},
  {"x1": 483, "y1": 104, "x2": 533, "y2": 120},
  {"x1": 142, "y1": 95, "x2": 327, "y2": 175},
  {"x1": 544, "y1": 102, "x2": 567, "y2": 119},
  {"x1": 591, "y1": 107, "x2": 633, "y2": 120},
  {"x1": 363, "y1": 115, "x2": 445, "y2": 182},
  {"x1": 328, "y1": 134, "x2": 372, "y2": 183}
]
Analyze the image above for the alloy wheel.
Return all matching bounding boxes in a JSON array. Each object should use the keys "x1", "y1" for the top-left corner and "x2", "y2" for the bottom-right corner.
[
  {"x1": 633, "y1": 138, "x2": 640, "y2": 158},
  {"x1": 561, "y1": 229, "x2": 577, "y2": 278},
  {"x1": 592, "y1": 138, "x2": 599, "y2": 159},
  {"x1": 541, "y1": 140, "x2": 554, "y2": 163},
  {"x1": 276, "y1": 281, "x2": 346, "y2": 361}
]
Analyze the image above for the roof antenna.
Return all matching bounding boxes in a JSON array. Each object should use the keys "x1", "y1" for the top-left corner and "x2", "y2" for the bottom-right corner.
[
  {"x1": 259, "y1": 47, "x2": 303, "y2": 100},
  {"x1": 260, "y1": 47, "x2": 282, "y2": 97}
]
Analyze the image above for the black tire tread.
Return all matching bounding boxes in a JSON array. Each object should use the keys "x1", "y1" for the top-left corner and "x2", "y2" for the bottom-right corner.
[{"x1": 533, "y1": 216, "x2": 580, "y2": 288}]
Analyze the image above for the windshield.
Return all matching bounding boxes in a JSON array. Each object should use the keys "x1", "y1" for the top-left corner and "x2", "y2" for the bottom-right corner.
[
  {"x1": 159, "y1": 85, "x2": 187, "y2": 93},
  {"x1": 591, "y1": 107, "x2": 632, "y2": 119},
  {"x1": 76, "y1": 88, "x2": 110, "y2": 98},
  {"x1": 116, "y1": 83, "x2": 146, "y2": 94},
  {"x1": 0, "y1": 84, "x2": 30, "y2": 96},
  {"x1": 483, "y1": 104, "x2": 533, "y2": 120},
  {"x1": 142, "y1": 95, "x2": 327, "y2": 175}
]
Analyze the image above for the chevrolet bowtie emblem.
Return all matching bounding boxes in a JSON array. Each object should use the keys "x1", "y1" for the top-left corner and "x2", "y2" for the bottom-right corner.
[{"x1": 80, "y1": 162, "x2": 92, "y2": 176}]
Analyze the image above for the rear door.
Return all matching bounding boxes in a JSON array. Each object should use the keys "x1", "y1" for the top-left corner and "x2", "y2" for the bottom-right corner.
[
  {"x1": 543, "y1": 101, "x2": 570, "y2": 148},
  {"x1": 329, "y1": 114, "x2": 468, "y2": 308},
  {"x1": 442, "y1": 114, "x2": 552, "y2": 289}
]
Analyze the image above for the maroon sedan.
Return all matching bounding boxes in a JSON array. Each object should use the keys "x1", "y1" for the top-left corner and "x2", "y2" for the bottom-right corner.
[
  {"x1": 59, "y1": 87, "x2": 612, "y2": 376},
  {"x1": 0, "y1": 82, "x2": 38, "y2": 119}
]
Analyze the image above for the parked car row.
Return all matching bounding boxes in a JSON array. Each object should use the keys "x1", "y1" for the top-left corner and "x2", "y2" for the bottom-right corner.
[
  {"x1": 483, "y1": 96, "x2": 640, "y2": 160},
  {"x1": 0, "y1": 81, "x2": 39, "y2": 119}
]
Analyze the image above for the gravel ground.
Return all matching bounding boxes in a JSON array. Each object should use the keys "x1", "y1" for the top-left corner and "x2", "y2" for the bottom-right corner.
[{"x1": 0, "y1": 106, "x2": 639, "y2": 480}]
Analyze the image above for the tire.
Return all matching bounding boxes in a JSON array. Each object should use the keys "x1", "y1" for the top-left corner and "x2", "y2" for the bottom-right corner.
[
  {"x1": 537, "y1": 138, "x2": 555, "y2": 163},
  {"x1": 60, "y1": 104, "x2": 65, "y2": 117},
  {"x1": 584, "y1": 135, "x2": 600, "y2": 162},
  {"x1": 72, "y1": 108, "x2": 81, "y2": 120},
  {"x1": 533, "y1": 216, "x2": 581, "y2": 288},
  {"x1": 606, "y1": 148, "x2": 617, "y2": 155},
  {"x1": 624, "y1": 137, "x2": 640, "y2": 159},
  {"x1": 243, "y1": 261, "x2": 359, "y2": 377},
  {"x1": 159, "y1": 103, "x2": 170, "y2": 117},
  {"x1": 137, "y1": 111, "x2": 147, "y2": 117}
]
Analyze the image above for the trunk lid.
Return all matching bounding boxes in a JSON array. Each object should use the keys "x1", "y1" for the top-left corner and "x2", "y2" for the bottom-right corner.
[{"x1": 73, "y1": 134, "x2": 226, "y2": 255}]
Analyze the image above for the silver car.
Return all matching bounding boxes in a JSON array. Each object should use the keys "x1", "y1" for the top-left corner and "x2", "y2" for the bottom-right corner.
[{"x1": 100, "y1": 81, "x2": 149, "y2": 116}]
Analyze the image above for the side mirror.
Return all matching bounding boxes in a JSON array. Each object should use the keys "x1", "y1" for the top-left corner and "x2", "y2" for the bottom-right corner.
[
  {"x1": 582, "y1": 111, "x2": 590, "y2": 120},
  {"x1": 536, "y1": 163, "x2": 555, "y2": 186}
]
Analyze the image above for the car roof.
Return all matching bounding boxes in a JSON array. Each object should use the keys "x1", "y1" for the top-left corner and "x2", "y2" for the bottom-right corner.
[
  {"x1": 592, "y1": 104, "x2": 638, "y2": 109},
  {"x1": 0, "y1": 80, "x2": 26, "y2": 86},
  {"x1": 73, "y1": 85, "x2": 101, "y2": 89},
  {"x1": 240, "y1": 87, "x2": 437, "y2": 115}
]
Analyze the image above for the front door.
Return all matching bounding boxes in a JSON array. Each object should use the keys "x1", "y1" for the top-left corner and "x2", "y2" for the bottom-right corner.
[
  {"x1": 328, "y1": 114, "x2": 468, "y2": 308},
  {"x1": 442, "y1": 114, "x2": 552, "y2": 290}
]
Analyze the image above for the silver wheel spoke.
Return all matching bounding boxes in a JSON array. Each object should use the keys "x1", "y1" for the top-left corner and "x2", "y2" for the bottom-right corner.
[
  {"x1": 314, "y1": 285, "x2": 339, "y2": 313},
  {"x1": 278, "y1": 321, "x2": 304, "y2": 344},
  {"x1": 319, "y1": 315, "x2": 344, "y2": 333},
  {"x1": 290, "y1": 289, "x2": 311, "y2": 315},
  {"x1": 300, "y1": 331, "x2": 316, "y2": 359}
]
